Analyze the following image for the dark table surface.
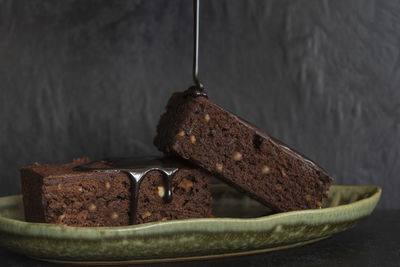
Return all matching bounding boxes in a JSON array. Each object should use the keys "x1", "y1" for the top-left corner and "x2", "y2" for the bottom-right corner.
[{"x1": 0, "y1": 210, "x2": 399, "y2": 267}]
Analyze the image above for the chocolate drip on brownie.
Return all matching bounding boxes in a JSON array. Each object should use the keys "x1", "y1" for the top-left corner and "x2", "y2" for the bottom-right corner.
[
  {"x1": 184, "y1": 86, "x2": 208, "y2": 98},
  {"x1": 74, "y1": 157, "x2": 182, "y2": 225}
]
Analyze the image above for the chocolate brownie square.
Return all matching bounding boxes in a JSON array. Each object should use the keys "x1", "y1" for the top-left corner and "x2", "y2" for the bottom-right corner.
[
  {"x1": 154, "y1": 91, "x2": 333, "y2": 212},
  {"x1": 21, "y1": 157, "x2": 212, "y2": 226}
]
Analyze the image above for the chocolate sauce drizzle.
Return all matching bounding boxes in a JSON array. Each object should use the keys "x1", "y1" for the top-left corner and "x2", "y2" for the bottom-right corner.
[
  {"x1": 74, "y1": 157, "x2": 182, "y2": 225},
  {"x1": 186, "y1": 0, "x2": 208, "y2": 98}
]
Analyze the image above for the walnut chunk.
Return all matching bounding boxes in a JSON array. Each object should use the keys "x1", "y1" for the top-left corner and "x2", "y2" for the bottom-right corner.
[
  {"x1": 77, "y1": 186, "x2": 83, "y2": 192},
  {"x1": 216, "y1": 163, "x2": 223, "y2": 172},
  {"x1": 275, "y1": 185, "x2": 283, "y2": 191},
  {"x1": 177, "y1": 130, "x2": 185, "y2": 137},
  {"x1": 204, "y1": 114, "x2": 210, "y2": 123},
  {"x1": 88, "y1": 203, "x2": 96, "y2": 212},
  {"x1": 305, "y1": 194, "x2": 312, "y2": 201},
  {"x1": 233, "y1": 152, "x2": 242, "y2": 161},
  {"x1": 261, "y1": 165, "x2": 270, "y2": 174},
  {"x1": 111, "y1": 212, "x2": 119, "y2": 220},
  {"x1": 142, "y1": 211, "x2": 151, "y2": 219},
  {"x1": 157, "y1": 186, "x2": 165, "y2": 198},
  {"x1": 179, "y1": 179, "x2": 194, "y2": 192},
  {"x1": 316, "y1": 201, "x2": 323, "y2": 208},
  {"x1": 105, "y1": 182, "x2": 111, "y2": 191},
  {"x1": 190, "y1": 135, "x2": 196, "y2": 144},
  {"x1": 161, "y1": 217, "x2": 168, "y2": 221}
]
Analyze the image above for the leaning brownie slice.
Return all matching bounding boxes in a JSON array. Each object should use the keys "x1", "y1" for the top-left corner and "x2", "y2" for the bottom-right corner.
[
  {"x1": 154, "y1": 91, "x2": 333, "y2": 212},
  {"x1": 21, "y1": 157, "x2": 212, "y2": 226}
]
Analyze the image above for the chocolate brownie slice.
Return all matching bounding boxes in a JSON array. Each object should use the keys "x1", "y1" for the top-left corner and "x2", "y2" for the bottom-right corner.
[
  {"x1": 154, "y1": 91, "x2": 333, "y2": 212},
  {"x1": 21, "y1": 157, "x2": 212, "y2": 226}
]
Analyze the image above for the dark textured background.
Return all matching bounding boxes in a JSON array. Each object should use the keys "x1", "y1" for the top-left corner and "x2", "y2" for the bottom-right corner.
[{"x1": 0, "y1": 0, "x2": 399, "y2": 208}]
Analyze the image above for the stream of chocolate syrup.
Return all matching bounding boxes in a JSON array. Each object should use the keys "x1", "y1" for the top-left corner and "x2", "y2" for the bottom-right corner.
[
  {"x1": 74, "y1": 157, "x2": 182, "y2": 225},
  {"x1": 186, "y1": 0, "x2": 208, "y2": 98}
]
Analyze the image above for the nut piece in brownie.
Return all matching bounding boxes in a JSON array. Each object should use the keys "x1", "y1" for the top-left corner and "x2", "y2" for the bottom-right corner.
[
  {"x1": 154, "y1": 91, "x2": 333, "y2": 212},
  {"x1": 21, "y1": 157, "x2": 212, "y2": 226}
]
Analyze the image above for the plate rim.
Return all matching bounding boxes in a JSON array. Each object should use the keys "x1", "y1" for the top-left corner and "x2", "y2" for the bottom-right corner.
[
  {"x1": 29, "y1": 236, "x2": 331, "y2": 265},
  {"x1": 0, "y1": 185, "x2": 381, "y2": 238}
]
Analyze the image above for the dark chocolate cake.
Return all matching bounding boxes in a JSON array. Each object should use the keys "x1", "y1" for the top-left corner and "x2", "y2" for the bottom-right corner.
[
  {"x1": 154, "y1": 91, "x2": 333, "y2": 212},
  {"x1": 21, "y1": 157, "x2": 212, "y2": 226}
]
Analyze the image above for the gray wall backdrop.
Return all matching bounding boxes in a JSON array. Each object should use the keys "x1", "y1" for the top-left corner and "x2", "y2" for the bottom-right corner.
[{"x1": 0, "y1": 0, "x2": 399, "y2": 208}]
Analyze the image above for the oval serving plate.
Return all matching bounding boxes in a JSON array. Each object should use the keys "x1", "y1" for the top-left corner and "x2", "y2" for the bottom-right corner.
[{"x1": 0, "y1": 185, "x2": 380, "y2": 264}]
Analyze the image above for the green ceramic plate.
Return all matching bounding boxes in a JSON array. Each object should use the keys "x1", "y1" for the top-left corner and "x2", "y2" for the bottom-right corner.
[{"x1": 0, "y1": 185, "x2": 380, "y2": 264}]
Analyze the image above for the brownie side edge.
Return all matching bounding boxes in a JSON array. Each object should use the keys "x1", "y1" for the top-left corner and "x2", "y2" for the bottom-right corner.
[{"x1": 21, "y1": 167, "x2": 45, "y2": 223}]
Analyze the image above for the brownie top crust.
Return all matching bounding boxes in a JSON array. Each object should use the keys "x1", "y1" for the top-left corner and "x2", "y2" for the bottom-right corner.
[{"x1": 22, "y1": 157, "x2": 92, "y2": 178}]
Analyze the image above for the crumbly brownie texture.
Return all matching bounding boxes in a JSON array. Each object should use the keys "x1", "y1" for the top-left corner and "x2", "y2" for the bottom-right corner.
[
  {"x1": 154, "y1": 92, "x2": 333, "y2": 212},
  {"x1": 21, "y1": 158, "x2": 212, "y2": 226}
]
